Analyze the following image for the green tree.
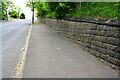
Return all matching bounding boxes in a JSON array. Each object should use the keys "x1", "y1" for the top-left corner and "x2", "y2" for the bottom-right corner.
[
  {"x1": 0, "y1": 0, "x2": 14, "y2": 20},
  {"x1": 0, "y1": 1, "x2": 8, "y2": 20},
  {"x1": 15, "y1": 6, "x2": 22, "y2": 19},
  {"x1": 20, "y1": 13, "x2": 25, "y2": 19},
  {"x1": 34, "y1": 2, "x2": 47, "y2": 18},
  {"x1": 70, "y1": 2, "x2": 120, "y2": 19},
  {"x1": 26, "y1": 2, "x2": 119, "y2": 20},
  {"x1": 26, "y1": 0, "x2": 38, "y2": 23},
  {"x1": 0, "y1": 0, "x2": 21, "y2": 20},
  {"x1": 9, "y1": 9, "x2": 19, "y2": 19},
  {"x1": 32, "y1": 2, "x2": 78, "y2": 19}
]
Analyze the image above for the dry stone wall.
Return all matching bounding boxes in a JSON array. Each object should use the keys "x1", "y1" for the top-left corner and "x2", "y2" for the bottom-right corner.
[{"x1": 39, "y1": 18, "x2": 120, "y2": 69}]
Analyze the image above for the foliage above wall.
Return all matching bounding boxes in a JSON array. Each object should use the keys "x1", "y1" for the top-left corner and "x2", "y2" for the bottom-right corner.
[{"x1": 26, "y1": 2, "x2": 120, "y2": 19}]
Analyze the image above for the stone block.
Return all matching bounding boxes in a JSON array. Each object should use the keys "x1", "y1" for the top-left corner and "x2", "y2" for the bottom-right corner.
[
  {"x1": 116, "y1": 53, "x2": 120, "y2": 60},
  {"x1": 94, "y1": 36, "x2": 107, "y2": 42},
  {"x1": 96, "y1": 30, "x2": 105, "y2": 36},
  {"x1": 115, "y1": 38, "x2": 120, "y2": 46},
  {"x1": 97, "y1": 25, "x2": 104, "y2": 30},
  {"x1": 107, "y1": 56, "x2": 118, "y2": 66},
  {"x1": 106, "y1": 49, "x2": 117, "y2": 58},
  {"x1": 100, "y1": 54, "x2": 108, "y2": 61},
  {"x1": 97, "y1": 47, "x2": 106, "y2": 54},
  {"x1": 104, "y1": 25, "x2": 114, "y2": 31},
  {"x1": 107, "y1": 37, "x2": 117, "y2": 45}
]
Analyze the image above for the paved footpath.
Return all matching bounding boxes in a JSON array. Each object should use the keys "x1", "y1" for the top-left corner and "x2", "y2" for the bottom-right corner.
[{"x1": 22, "y1": 23, "x2": 118, "y2": 78}]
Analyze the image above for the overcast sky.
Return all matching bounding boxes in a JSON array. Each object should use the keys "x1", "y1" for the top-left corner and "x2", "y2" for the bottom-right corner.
[{"x1": 11, "y1": 0, "x2": 32, "y2": 19}]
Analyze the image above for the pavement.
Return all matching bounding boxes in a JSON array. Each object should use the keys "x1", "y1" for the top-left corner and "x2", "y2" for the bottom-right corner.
[
  {"x1": 22, "y1": 23, "x2": 118, "y2": 78},
  {"x1": 2, "y1": 19, "x2": 31, "y2": 78}
]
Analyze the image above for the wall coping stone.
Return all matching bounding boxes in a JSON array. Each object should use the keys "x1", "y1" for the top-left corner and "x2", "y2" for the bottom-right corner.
[{"x1": 46, "y1": 18, "x2": 120, "y2": 27}]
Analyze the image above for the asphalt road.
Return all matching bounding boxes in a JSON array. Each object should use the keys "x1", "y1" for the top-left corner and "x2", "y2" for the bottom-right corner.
[{"x1": 2, "y1": 19, "x2": 31, "y2": 78}]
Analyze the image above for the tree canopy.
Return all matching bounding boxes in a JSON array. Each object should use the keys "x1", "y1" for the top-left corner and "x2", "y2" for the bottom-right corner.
[
  {"x1": 20, "y1": 13, "x2": 25, "y2": 19},
  {"x1": 0, "y1": 0, "x2": 22, "y2": 20},
  {"x1": 26, "y1": 1, "x2": 120, "y2": 19}
]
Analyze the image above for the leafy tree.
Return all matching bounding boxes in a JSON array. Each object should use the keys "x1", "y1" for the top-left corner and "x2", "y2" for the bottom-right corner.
[
  {"x1": 32, "y1": 2, "x2": 78, "y2": 19},
  {"x1": 26, "y1": 0, "x2": 37, "y2": 23},
  {"x1": 34, "y1": 2, "x2": 48, "y2": 18},
  {"x1": 0, "y1": 0, "x2": 14, "y2": 20},
  {"x1": 117, "y1": 2, "x2": 120, "y2": 19},
  {"x1": 20, "y1": 13, "x2": 25, "y2": 19},
  {"x1": 70, "y1": 2, "x2": 120, "y2": 19},
  {"x1": 15, "y1": 6, "x2": 22, "y2": 19},
  {"x1": 0, "y1": 0, "x2": 22, "y2": 20},
  {"x1": 0, "y1": 1, "x2": 8, "y2": 20},
  {"x1": 9, "y1": 9, "x2": 19, "y2": 19},
  {"x1": 26, "y1": 1, "x2": 120, "y2": 20}
]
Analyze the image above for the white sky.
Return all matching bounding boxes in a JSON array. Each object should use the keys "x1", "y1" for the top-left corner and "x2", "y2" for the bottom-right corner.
[{"x1": 11, "y1": 0, "x2": 32, "y2": 19}]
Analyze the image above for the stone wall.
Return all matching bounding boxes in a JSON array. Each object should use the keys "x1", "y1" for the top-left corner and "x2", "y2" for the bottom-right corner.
[{"x1": 39, "y1": 18, "x2": 120, "y2": 69}]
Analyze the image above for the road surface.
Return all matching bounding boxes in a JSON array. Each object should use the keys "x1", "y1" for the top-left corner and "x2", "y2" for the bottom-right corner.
[{"x1": 2, "y1": 19, "x2": 31, "y2": 78}]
